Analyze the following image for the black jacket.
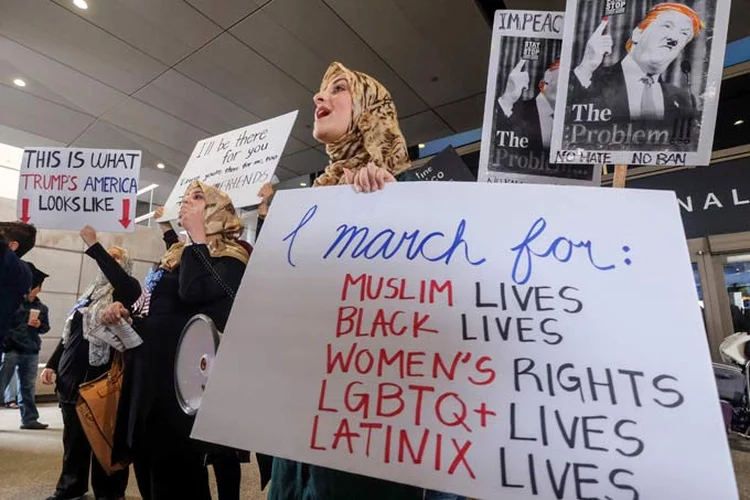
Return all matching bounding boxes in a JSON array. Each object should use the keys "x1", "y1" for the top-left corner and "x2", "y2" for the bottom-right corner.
[
  {"x1": 569, "y1": 62, "x2": 695, "y2": 130},
  {"x1": 46, "y1": 242, "x2": 141, "y2": 404},
  {"x1": 0, "y1": 241, "x2": 31, "y2": 345},
  {"x1": 5, "y1": 297, "x2": 50, "y2": 354}
]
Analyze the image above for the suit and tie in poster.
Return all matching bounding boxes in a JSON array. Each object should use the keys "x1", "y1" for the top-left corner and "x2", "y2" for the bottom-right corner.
[
  {"x1": 478, "y1": 10, "x2": 600, "y2": 186},
  {"x1": 551, "y1": 0, "x2": 731, "y2": 167}
]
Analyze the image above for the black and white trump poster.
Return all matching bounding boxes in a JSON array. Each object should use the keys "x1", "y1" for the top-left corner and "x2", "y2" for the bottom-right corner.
[
  {"x1": 551, "y1": 0, "x2": 731, "y2": 167},
  {"x1": 478, "y1": 10, "x2": 601, "y2": 186}
]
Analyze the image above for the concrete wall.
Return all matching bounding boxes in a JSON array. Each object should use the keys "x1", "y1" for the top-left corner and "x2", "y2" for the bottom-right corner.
[{"x1": 1, "y1": 197, "x2": 168, "y2": 387}]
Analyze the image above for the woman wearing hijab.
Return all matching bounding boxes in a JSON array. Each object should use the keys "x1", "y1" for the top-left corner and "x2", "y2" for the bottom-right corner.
[
  {"x1": 42, "y1": 225, "x2": 139, "y2": 500},
  {"x1": 105, "y1": 181, "x2": 250, "y2": 500},
  {"x1": 264, "y1": 62, "x2": 423, "y2": 500}
]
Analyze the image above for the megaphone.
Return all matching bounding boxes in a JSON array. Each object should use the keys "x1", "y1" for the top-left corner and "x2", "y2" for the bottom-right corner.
[{"x1": 174, "y1": 314, "x2": 221, "y2": 416}]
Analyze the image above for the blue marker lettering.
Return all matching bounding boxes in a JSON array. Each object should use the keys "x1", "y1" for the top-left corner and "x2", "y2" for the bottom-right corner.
[
  {"x1": 324, "y1": 219, "x2": 486, "y2": 266},
  {"x1": 511, "y1": 217, "x2": 620, "y2": 285},
  {"x1": 282, "y1": 204, "x2": 318, "y2": 267}
]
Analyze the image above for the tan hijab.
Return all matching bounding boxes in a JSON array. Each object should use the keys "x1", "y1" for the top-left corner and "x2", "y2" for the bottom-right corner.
[
  {"x1": 160, "y1": 181, "x2": 249, "y2": 271},
  {"x1": 313, "y1": 62, "x2": 411, "y2": 187}
]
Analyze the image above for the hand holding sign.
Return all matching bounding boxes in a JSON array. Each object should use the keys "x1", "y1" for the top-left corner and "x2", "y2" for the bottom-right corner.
[
  {"x1": 498, "y1": 59, "x2": 529, "y2": 117},
  {"x1": 575, "y1": 18, "x2": 612, "y2": 86},
  {"x1": 342, "y1": 163, "x2": 396, "y2": 193},
  {"x1": 80, "y1": 225, "x2": 98, "y2": 248}
]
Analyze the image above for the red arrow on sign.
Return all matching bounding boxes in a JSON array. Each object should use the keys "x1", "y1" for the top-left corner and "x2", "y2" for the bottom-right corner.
[
  {"x1": 20, "y1": 198, "x2": 31, "y2": 223},
  {"x1": 119, "y1": 199, "x2": 132, "y2": 229}
]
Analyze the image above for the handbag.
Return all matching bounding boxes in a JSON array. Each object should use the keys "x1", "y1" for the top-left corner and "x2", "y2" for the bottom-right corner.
[{"x1": 76, "y1": 352, "x2": 128, "y2": 474}]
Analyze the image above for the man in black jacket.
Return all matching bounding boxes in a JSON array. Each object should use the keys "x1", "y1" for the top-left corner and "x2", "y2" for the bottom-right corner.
[
  {"x1": 0, "y1": 222, "x2": 36, "y2": 347},
  {"x1": 569, "y1": 5, "x2": 703, "y2": 129},
  {"x1": 0, "y1": 262, "x2": 50, "y2": 429}
]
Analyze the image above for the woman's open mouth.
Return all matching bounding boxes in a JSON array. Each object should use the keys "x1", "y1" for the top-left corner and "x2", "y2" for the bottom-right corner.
[{"x1": 316, "y1": 107, "x2": 331, "y2": 120}]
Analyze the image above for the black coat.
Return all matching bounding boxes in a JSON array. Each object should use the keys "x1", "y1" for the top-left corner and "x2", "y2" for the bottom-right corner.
[
  {"x1": 5, "y1": 297, "x2": 50, "y2": 354},
  {"x1": 0, "y1": 241, "x2": 31, "y2": 346},
  {"x1": 46, "y1": 243, "x2": 141, "y2": 404},
  {"x1": 569, "y1": 62, "x2": 695, "y2": 127},
  {"x1": 114, "y1": 243, "x2": 246, "y2": 461}
]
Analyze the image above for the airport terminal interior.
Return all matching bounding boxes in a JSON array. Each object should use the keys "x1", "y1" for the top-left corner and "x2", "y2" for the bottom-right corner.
[{"x1": 2, "y1": 0, "x2": 750, "y2": 499}]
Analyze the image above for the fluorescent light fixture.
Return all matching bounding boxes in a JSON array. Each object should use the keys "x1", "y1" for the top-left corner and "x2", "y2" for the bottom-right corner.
[
  {"x1": 300, "y1": 182, "x2": 307, "y2": 187},
  {"x1": 734, "y1": 119, "x2": 744, "y2": 126},
  {"x1": 73, "y1": 0, "x2": 88, "y2": 9},
  {"x1": 137, "y1": 183, "x2": 158, "y2": 196},
  {"x1": 157, "y1": 162, "x2": 165, "y2": 169},
  {"x1": 13, "y1": 78, "x2": 26, "y2": 87},
  {"x1": 418, "y1": 143, "x2": 425, "y2": 149}
]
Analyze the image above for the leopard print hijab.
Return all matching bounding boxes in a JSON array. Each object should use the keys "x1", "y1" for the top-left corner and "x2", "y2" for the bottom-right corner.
[
  {"x1": 313, "y1": 62, "x2": 411, "y2": 187},
  {"x1": 160, "y1": 181, "x2": 248, "y2": 272}
]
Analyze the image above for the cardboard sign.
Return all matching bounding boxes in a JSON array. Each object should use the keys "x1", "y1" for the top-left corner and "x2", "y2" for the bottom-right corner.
[
  {"x1": 193, "y1": 183, "x2": 737, "y2": 500},
  {"x1": 161, "y1": 111, "x2": 298, "y2": 220},
  {"x1": 478, "y1": 10, "x2": 601, "y2": 186},
  {"x1": 551, "y1": 0, "x2": 732, "y2": 166},
  {"x1": 16, "y1": 147, "x2": 141, "y2": 232},
  {"x1": 398, "y1": 147, "x2": 475, "y2": 183}
]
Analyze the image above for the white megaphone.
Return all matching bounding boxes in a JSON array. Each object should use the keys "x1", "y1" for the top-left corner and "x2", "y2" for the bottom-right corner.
[{"x1": 174, "y1": 314, "x2": 221, "y2": 415}]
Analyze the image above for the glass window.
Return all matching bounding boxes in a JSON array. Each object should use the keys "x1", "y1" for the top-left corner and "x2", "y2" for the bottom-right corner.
[{"x1": 724, "y1": 255, "x2": 750, "y2": 333}]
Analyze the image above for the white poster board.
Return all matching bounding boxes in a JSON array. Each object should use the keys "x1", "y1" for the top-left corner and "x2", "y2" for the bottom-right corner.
[
  {"x1": 479, "y1": 10, "x2": 601, "y2": 186},
  {"x1": 16, "y1": 147, "x2": 141, "y2": 232},
  {"x1": 161, "y1": 111, "x2": 298, "y2": 220},
  {"x1": 550, "y1": 0, "x2": 731, "y2": 167},
  {"x1": 193, "y1": 183, "x2": 737, "y2": 499}
]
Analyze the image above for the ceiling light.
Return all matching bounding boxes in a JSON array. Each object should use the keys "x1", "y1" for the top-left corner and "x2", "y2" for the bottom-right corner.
[
  {"x1": 12, "y1": 78, "x2": 26, "y2": 88},
  {"x1": 300, "y1": 182, "x2": 307, "y2": 187},
  {"x1": 418, "y1": 143, "x2": 425, "y2": 149},
  {"x1": 734, "y1": 119, "x2": 744, "y2": 126},
  {"x1": 157, "y1": 162, "x2": 165, "y2": 169},
  {"x1": 73, "y1": 0, "x2": 88, "y2": 9}
]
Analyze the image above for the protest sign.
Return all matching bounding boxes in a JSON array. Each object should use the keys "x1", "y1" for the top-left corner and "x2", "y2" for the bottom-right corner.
[
  {"x1": 16, "y1": 147, "x2": 140, "y2": 232},
  {"x1": 193, "y1": 182, "x2": 737, "y2": 499},
  {"x1": 398, "y1": 147, "x2": 475, "y2": 183},
  {"x1": 550, "y1": 0, "x2": 731, "y2": 167},
  {"x1": 160, "y1": 111, "x2": 298, "y2": 220},
  {"x1": 478, "y1": 10, "x2": 600, "y2": 186}
]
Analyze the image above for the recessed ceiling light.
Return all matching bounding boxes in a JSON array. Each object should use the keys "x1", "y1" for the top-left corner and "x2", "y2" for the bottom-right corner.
[
  {"x1": 157, "y1": 163, "x2": 165, "y2": 169},
  {"x1": 13, "y1": 78, "x2": 26, "y2": 88},
  {"x1": 300, "y1": 182, "x2": 307, "y2": 187},
  {"x1": 418, "y1": 143, "x2": 425, "y2": 149},
  {"x1": 73, "y1": 0, "x2": 88, "y2": 9},
  {"x1": 734, "y1": 119, "x2": 744, "y2": 126}
]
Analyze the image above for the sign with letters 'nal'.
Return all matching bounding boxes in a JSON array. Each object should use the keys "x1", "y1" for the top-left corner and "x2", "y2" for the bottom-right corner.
[
  {"x1": 16, "y1": 147, "x2": 141, "y2": 233},
  {"x1": 478, "y1": 10, "x2": 600, "y2": 186},
  {"x1": 551, "y1": 0, "x2": 732, "y2": 167},
  {"x1": 161, "y1": 110, "x2": 297, "y2": 220},
  {"x1": 193, "y1": 183, "x2": 737, "y2": 499}
]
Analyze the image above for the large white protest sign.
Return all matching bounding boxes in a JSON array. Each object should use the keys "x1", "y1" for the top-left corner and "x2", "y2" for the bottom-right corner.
[
  {"x1": 551, "y1": 0, "x2": 731, "y2": 167},
  {"x1": 16, "y1": 147, "x2": 140, "y2": 232},
  {"x1": 479, "y1": 10, "x2": 601, "y2": 186},
  {"x1": 193, "y1": 183, "x2": 737, "y2": 499},
  {"x1": 161, "y1": 111, "x2": 298, "y2": 220}
]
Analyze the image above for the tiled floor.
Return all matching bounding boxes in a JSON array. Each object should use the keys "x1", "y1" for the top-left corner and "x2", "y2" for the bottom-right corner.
[{"x1": 1, "y1": 404, "x2": 748, "y2": 499}]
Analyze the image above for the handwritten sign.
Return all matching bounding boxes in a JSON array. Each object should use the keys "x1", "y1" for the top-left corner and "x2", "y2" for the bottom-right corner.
[
  {"x1": 478, "y1": 10, "x2": 600, "y2": 186},
  {"x1": 398, "y1": 147, "x2": 475, "y2": 183},
  {"x1": 16, "y1": 147, "x2": 141, "y2": 232},
  {"x1": 193, "y1": 183, "x2": 737, "y2": 499},
  {"x1": 161, "y1": 111, "x2": 298, "y2": 220},
  {"x1": 551, "y1": 0, "x2": 731, "y2": 166}
]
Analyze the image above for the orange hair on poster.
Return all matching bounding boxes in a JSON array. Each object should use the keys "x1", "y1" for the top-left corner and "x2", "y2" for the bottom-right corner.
[
  {"x1": 625, "y1": 3, "x2": 704, "y2": 52},
  {"x1": 538, "y1": 59, "x2": 561, "y2": 93}
]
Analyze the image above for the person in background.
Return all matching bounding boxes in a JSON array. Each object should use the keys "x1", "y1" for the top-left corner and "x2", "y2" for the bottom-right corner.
[
  {"x1": 4, "y1": 370, "x2": 19, "y2": 408},
  {"x1": 41, "y1": 226, "x2": 139, "y2": 500},
  {"x1": 0, "y1": 262, "x2": 50, "y2": 429},
  {"x1": 130, "y1": 205, "x2": 254, "y2": 500},
  {"x1": 105, "y1": 182, "x2": 249, "y2": 500},
  {"x1": 267, "y1": 61, "x2": 423, "y2": 500},
  {"x1": 0, "y1": 222, "x2": 35, "y2": 346}
]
